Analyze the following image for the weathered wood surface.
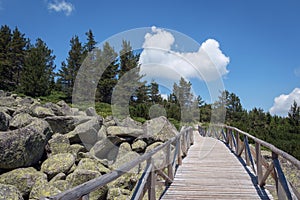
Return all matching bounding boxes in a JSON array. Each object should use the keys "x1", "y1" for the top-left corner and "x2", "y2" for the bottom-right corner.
[{"x1": 161, "y1": 132, "x2": 273, "y2": 200}]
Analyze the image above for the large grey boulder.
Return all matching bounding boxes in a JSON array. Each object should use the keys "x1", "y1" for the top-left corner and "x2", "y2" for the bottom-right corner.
[
  {"x1": 44, "y1": 102, "x2": 65, "y2": 116},
  {"x1": 31, "y1": 105, "x2": 55, "y2": 118},
  {"x1": 65, "y1": 116, "x2": 102, "y2": 148},
  {"x1": 0, "y1": 167, "x2": 47, "y2": 198},
  {"x1": 9, "y1": 113, "x2": 34, "y2": 130},
  {"x1": 29, "y1": 177, "x2": 61, "y2": 200},
  {"x1": 41, "y1": 153, "x2": 75, "y2": 179},
  {"x1": 76, "y1": 158, "x2": 110, "y2": 174},
  {"x1": 0, "y1": 183, "x2": 23, "y2": 200},
  {"x1": 132, "y1": 140, "x2": 147, "y2": 153},
  {"x1": 107, "y1": 126, "x2": 144, "y2": 138},
  {"x1": 142, "y1": 116, "x2": 178, "y2": 143},
  {"x1": 0, "y1": 118, "x2": 52, "y2": 169},
  {"x1": 47, "y1": 133, "x2": 70, "y2": 155},
  {"x1": 56, "y1": 100, "x2": 73, "y2": 115},
  {"x1": 116, "y1": 116, "x2": 142, "y2": 129},
  {"x1": 66, "y1": 169, "x2": 107, "y2": 200},
  {"x1": 16, "y1": 97, "x2": 34, "y2": 107},
  {"x1": 90, "y1": 138, "x2": 118, "y2": 162},
  {"x1": 0, "y1": 111, "x2": 11, "y2": 131},
  {"x1": 86, "y1": 107, "x2": 98, "y2": 116},
  {"x1": 44, "y1": 115, "x2": 92, "y2": 134},
  {"x1": 0, "y1": 96, "x2": 17, "y2": 107}
]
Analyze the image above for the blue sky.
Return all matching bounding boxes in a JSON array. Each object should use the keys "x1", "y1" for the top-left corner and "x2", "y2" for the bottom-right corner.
[{"x1": 0, "y1": 0, "x2": 299, "y2": 116}]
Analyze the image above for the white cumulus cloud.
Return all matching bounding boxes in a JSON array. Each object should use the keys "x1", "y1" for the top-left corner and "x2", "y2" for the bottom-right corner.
[
  {"x1": 269, "y1": 88, "x2": 300, "y2": 116},
  {"x1": 48, "y1": 0, "x2": 74, "y2": 16},
  {"x1": 139, "y1": 27, "x2": 229, "y2": 84}
]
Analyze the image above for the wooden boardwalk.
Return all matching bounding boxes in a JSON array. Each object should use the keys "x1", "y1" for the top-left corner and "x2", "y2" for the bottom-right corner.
[{"x1": 161, "y1": 131, "x2": 273, "y2": 200}]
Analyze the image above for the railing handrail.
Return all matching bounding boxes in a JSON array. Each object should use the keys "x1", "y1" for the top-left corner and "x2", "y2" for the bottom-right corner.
[
  {"x1": 202, "y1": 123, "x2": 300, "y2": 200},
  {"x1": 211, "y1": 124, "x2": 300, "y2": 170},
  {"x1": 42, "y1": 126, "x2": 194, "y2": 200}
]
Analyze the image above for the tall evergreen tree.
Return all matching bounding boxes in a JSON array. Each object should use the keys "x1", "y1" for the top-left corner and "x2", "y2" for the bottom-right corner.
[
  {"x1": 288, "y1": 101, "x2": 300, "y2": 134},
  {"x1": 149, "y1": 81, "x2": 162, "y2": 103},
  {"x1": 113, "y1": 40, "x2": 143, "y2": 118},
  {"x1": 84, "y1": 29, "x2": 97, "y2": 53},
  {"x1": 0, "y1": 25, "x2": 12, "y2": 90},
  {"x1": 97, "y1": 42, "x2": 119, "y2": 103},
  {"x1": 58, "y1": 35, "x2": 84, "y2": 100},
  {"x1": 20, "y1": 38, "x2": 55, "y2": 97},
  {"x1": 10, "y1": 27, "x2": 27, "y2": 88}
]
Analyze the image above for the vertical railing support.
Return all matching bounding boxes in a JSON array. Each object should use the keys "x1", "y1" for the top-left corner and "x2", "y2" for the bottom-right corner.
[
  {"x1": 166, "y1": 143, "x2": 174, "y2": 182},
  {"x1": 256, "y1": 143, "x2": 263, "y2": 185},
  {"x1": 147, "y1": 158, "x2": 156, "y2": 200}
]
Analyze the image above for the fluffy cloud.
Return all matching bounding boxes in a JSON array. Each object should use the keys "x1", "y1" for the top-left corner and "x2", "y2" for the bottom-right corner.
[
  {"x1": 48, "y1": 0, "x2": 74, "y2": 16},
  {"x1": 139, "y1": 27, "x2": 230, "y2": 84},
  {"x1": 269, "y1": 88, "x2": 300, "y2": 116}
]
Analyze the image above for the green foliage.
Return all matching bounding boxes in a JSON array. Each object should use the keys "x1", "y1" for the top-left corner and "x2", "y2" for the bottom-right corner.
[
  {"x1": 95, "y1": 102, "x2": 112, "y2": 118},
  {"x1": 57, "y1": 35, "x2": 84, "y2": 101},
  {"x1": 19, "y1": 38, "x2": 55, "y2": 97},
  {"x1": 0, "y1": 25, "x2": 28, "y2": 91},
  {"x1": 38, "y1": 90, "x2": 67, "y2": 104}
]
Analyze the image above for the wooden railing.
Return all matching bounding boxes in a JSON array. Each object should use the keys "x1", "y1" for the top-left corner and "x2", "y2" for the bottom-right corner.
[
  {"x1": 200, "y1": 124, "x2": 300, "y2": 200},
  {"x1": 42, "y1": 126, "x2": 194, "y2": 200}
]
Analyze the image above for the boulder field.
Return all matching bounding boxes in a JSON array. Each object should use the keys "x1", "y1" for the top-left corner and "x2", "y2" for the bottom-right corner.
[{"x1": 0, "y1": 91, "x2": 179, "y2": 200}]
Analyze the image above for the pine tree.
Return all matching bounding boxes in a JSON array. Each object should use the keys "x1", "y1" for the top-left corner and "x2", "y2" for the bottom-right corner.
[
  {"x1": 149, "y1": 81, "x2": 162, "y2": 103},
  {"x1": 97, "y1": 42, "x2": 118, "y2": 103},
  {"x1": 58, "y1": 35, "x2": 84, "y2": 100},
  {"x1": 84, "y1": 29, "x2": 97, "y2": 53},
  {"x1": 0, "y1": 25, "x2": 12, "y2": 90},
  {"x1": 20, "y1": 38, "x2": 55, "y2": 97},
  {"x1": 10, "y1": 27, "x2": 27, "y2": 88},
  {"x1": 288, "y1": 101, "x2": 300, "y2": 134},
  {"x1": 113, "y1": 40, "x2": 143, "y2": 118}
]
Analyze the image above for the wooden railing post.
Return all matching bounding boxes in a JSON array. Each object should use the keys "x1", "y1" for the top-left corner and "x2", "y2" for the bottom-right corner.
[
  {"x1": 236, "y1": 131, "x2": 240, "y2": 155},
  {"x1": 177, "y1": 136, "x2": 182, "y2": 165},
  {"x1": 147, "y1": 158, "x2": 156, "y2": 200},
  {"x1": 166, "y1": 143, "x2": 174, "y2": 182},
  {"x1": 272, "y1": 152, "x2": 293, "y2": 200},
  {"x1": 255, "y1": 143, "x2": 263, "y2": 185}
]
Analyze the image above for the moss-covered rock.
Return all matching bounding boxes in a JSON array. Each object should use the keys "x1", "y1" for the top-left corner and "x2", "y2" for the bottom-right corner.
[
  {"x1": 68, "y1": 144, "x2": 87, "y2": 161},
  {"x1": 90, "y1": 138, "x2": 118, "y2": 161},
  {"x1": 97, "y1": 126, "x2": 107, "y2": 140},
  {"x1": 132, "y1": 140, "x2": 147, "y2": 153},
  {"x1": 108, "y1": 173, "x2": 139, "y2": 191},
  {"x1": 0, "y1": 167, "x2": 47, "y2": 197},
  {"x1": 31, "y1": 106, "x2": 54, "y2": 118},
  {"x1": 145, "y1": 142, "x2": 166, "y2": 169},
  {"x1": 44, "y1": 115, "x2": 92, "y2": 134},
  {"x1": 77, "y1": 158, "x2": 110, "y2": 174},
  {"x1": 29, "y1": 177, "x2": 61, "y2": 200},
  {"x1": 0, "y1": 118, "x2": 52, "y2": 169},
  {"x1": 66, "y1": 169, "x2": 101, "y2": 187},
  {"x1": 9, "y1": 113, "x2": 34, "y2": 129},
  {"x1": 49, "y1": 180, "x2": 70, "y2": 192},
  {"x1": 142, "y1": 116, "x2": 178, "y2": 143},
  {"x1": 107, "y1": 188, "x2": 130, "y2": 200},
  {"x1": 65, "y1": 116, "x2": 102, "y2": 149},
  {"x1": 47, "y1": 133, "x2": 70, "y2": 155},
  {"x1": 86, "y1": 107, "x2": 98, "y2": 116},
  {"x1": 49, "y1": 173, "x2": 66, "y2": 183},
  {"x1": 107, "y1": 126, "x2": 143, "y2": 138},
  {"x1": 41, "y1": 153, "x2": 75, "y2": 178},
  {"x1": 0, "y1": 183, "x2": 23, "y2": 200},
  {"x1": 111, "y1": 151, "x2": 140, "y2": 173},
  {"x1": 0, "y1": 111, "x2": 11, "y2": 131}
]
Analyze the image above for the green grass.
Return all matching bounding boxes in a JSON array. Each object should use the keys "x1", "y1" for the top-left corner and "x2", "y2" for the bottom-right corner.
[
  {"x1": 38, "y1": 91, "x2": 67, "y2": 104},
  {"x1": 95, "y1": 102, "x2": 112, "y2": 118}
]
